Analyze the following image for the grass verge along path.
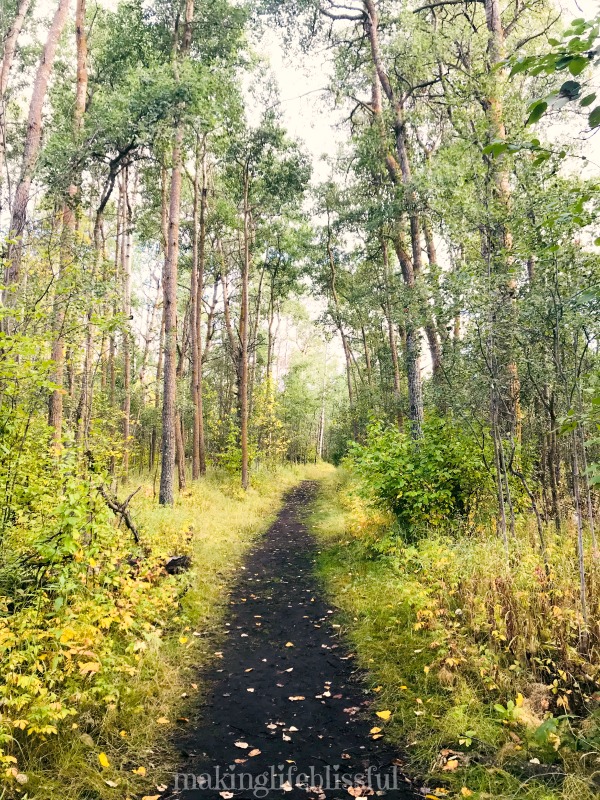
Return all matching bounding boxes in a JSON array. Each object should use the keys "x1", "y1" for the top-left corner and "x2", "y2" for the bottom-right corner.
[
  {"x1": 1, "y1": 464, "x2": 328, "y2": 799},
  {"x1": 310, "y1": 471, "x2": 599, "y2": 800}
]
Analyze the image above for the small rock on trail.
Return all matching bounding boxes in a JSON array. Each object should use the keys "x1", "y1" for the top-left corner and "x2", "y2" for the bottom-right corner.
[{"x1": 166, "y1": 481, "x2": 416, "y2": 800}]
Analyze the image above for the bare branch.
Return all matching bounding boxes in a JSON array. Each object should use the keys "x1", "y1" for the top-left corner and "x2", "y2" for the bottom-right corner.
[{"x1": 414, "y1": 0, "x2": 483, "y2": 12}]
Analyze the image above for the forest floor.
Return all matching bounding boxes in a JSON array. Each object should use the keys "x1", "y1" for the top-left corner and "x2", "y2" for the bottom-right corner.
[{"x1": 163, "y1": 481, "x2": 416, "y2": 800}]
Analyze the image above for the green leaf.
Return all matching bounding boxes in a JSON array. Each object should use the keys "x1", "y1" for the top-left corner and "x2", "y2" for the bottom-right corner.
[
  {"x1": 483, "y1": 141, "x2": 509, "y2": 157},
  {"x1": 559, "y1": 80, "x2": 581, "y2": 99},
  {"x1": 580, "y1": 93, "x2": 597, "y2": 107},
  {"x1": 525, "y1": 100, "x2": 548, "y2": 125},
  {"x1": 567, "y1": 56, "x2": 589, "y2": 76},
  {"x1": 589, "y1": 105, "x2": 600, "y2": 128}
]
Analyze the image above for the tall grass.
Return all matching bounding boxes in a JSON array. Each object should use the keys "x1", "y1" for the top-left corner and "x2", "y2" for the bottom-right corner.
[{"x1": 311, "y1": 469, "x2": 600, "y2": 800}]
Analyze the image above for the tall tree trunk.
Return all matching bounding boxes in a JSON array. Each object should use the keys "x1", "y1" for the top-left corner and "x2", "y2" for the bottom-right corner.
[
  {"x1": 240, "y1": 172, "x2": 251, "y2": 490},
  {"x1": 571, "y1": 435, "x2": 589, "y2": 650},
  {"x1": 325, "y1": 212, "x2": 358, "y2": 440},
  {"x1": 484, "y1": 0, "x2": 521, "y2": 440},
  {"x1": 121, "y1": 170, "x2": 133, "y2": 482},
  {"x1": 159, "y1": 0, "x2": 194, "y2": 506},
  {"x1": 190, "y1": 137, "x2": 207, "y2": 479},
  {"x1": 4, "y1": 0, "x2": 71, "y2": 293},
  {"x1": 49, "y1": 0, "x2": 86, "y2": 450},
  {"x1": 0, "y1": 0, "x2": 32, "y2": 206},
  {"x1": 363, "y1": 0, "x2": 423, "y2": 436},
  {"x1": 381, "y1": 237, "x2": 403, "y2": 431}
]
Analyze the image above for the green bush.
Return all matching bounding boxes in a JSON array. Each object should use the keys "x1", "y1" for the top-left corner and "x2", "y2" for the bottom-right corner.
[{"x1": 348, "y1": 416, "x2": 493, "y2": 534}]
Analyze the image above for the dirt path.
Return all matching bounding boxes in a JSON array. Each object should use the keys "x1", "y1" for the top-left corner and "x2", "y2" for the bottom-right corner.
[{"x1": 168, "y1": 481, "x2": 416, "y2": 799}]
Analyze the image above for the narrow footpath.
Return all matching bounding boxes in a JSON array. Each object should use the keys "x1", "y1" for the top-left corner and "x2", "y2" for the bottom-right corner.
[{"x1": 167, "y1": 481, "x2": 416, "y2": 800}]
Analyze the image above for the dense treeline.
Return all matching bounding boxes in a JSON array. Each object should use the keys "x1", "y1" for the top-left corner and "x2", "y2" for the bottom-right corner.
[{"x1": 1, "y1": 0, "x2": 600, "y2": 794}]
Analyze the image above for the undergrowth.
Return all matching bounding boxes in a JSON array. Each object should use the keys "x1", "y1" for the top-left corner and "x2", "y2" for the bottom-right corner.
[
  {"x1": 0, "y1": 462, "x2": 331, "y2": 799},
  {"x1": 311, "y1": 468, "x2": 600, "y2": 800}
]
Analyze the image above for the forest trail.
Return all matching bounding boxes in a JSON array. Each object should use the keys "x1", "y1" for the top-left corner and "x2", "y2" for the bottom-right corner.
[{"x1": 166, "y1": 481, "x2": 416, "y2": 799}]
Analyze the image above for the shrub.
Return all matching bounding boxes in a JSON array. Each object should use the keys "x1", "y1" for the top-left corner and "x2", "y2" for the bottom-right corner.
[{"x1": 348, "y1": 416, "x2": 493, "y2": 534}]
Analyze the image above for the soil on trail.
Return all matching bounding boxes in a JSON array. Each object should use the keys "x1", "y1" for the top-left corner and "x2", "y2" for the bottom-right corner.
[{"x1": 167, "y1": 481, "x2": 416, "y2": 800}]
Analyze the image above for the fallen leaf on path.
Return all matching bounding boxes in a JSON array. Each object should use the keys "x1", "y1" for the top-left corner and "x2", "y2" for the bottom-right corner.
[
  {"x1": 281, "y1": 781, "x2": 293, "y2": 792},
  {"x1": 219, "y1": 793, "x2": 234, "y2": 798},
  {"x1": 141, "y1": 796, "x2": 160, "y2": 800},
  {"x1": 248, "y1": 749, "x2": 261, "y2": 757},
  {"x1": 285, "y1": 642, "x2": 294, "y2": 647},
  {"x1": 288, "y1": 726, "x2": 298, "y2": 731},
  {"x1": 376, "y1": 710, "x2": 391, "y2": 721},
  {"x1": 283, "y1": 734, "x2": 291, "y2": 741},
  {"x1": 234, "y1": 741, "x2": 249, "y2": 749},
  {"x1": 247, "y1": 688, "x2": 255, "y2": 693},
  {"x1": 289, "y1": 696, "x2": 305, "y2": 701},
  {"x1": 245, "y1": 668, "x2": 253, "y2": 672},
  {"x1": 234, "y1": 759, "x2": 247, "y2": 764},
  {"x1": 370, "y1": 727, "x2": 382, "y2": 734},
  {"x1": 157, "y1": 785, "x2": 168, "y2": 792}
]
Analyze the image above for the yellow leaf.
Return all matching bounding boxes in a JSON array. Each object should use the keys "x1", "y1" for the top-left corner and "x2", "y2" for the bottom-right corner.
[
  {"x1": 248, "y1": 749, "x2": 261, "y2": 757},
  {"x1": 442, "y1": 759, "x2": 459, "y2": 771},
  {"x1": 133, "y1": 766, "x2": 146, "y2": 776},
  {"x1": 156, "y1": 717, "x2": 169, "y2": 725},
  {"x1": 461, "y1": 789, "x2": 473, "y2": 797},
  {"x1": 370, "y1": 727, "x2": 382, "y2": 734},
  {"x1": 285, "y1": 642, "x2": 294, "y2": 647},
  {"x1": 79, "y1": 661, "x2": 101, "y2": 676},
  {"x1": 59, "y1": 627, "x2": 76, "y2": 644},
  {"x1": 376, "y1": 710, "x2": 391, "y2": 721},
  {"x1": 515, "y1": 693, "x2": 524, "y2": 708},
  {"x1": 373, "y1": 686, "x2": 382, "y2": 693},
  {"x1": 98, "y1": 752, "x2": 110, "y2": 769},
  {"x1": 141, "y1": 796, "x2": 160, "y2": 800}
]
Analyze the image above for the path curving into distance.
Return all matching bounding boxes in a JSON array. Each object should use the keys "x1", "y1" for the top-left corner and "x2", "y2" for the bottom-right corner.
[{"x1": 166, "y1": 481, "x2": 416, "y2": 800}]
